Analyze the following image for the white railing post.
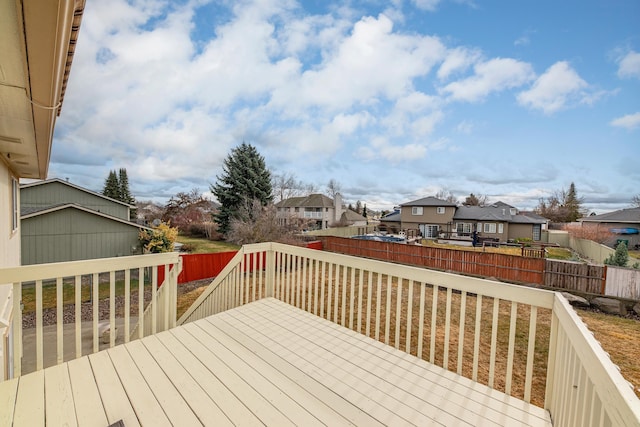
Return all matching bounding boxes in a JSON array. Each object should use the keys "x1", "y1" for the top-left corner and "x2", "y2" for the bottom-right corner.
[
  {"x1": 12, "y1": 282, "x2": 22, "y2": 378},
  {"x1": 266, "y1": 246, "x2": 275, "y2": 298}
]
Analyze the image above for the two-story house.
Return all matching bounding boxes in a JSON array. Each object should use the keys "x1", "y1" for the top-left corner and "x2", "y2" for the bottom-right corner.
[
  {"x1": 399, "y1": 197, "x2": 547, "y2": 242},
  {"x1": 20, "y1": 179, "x2": 148, "y2": 264},
  {"x1": 399, "y1": 197, "x2": 457, "y2": 238},
  {"x1": 276, "y1": 193, "x2": 345, "y2": 230}
]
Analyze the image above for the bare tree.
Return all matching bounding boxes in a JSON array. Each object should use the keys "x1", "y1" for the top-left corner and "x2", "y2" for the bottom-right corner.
[
  {"x1": 632, "y1": 194, "x2": 640, "y2": 208},
  {"x1": 535, "y1": 182, "x2": 585, "y2": 222},
  {"x1": 325, "y1": 179, "x2": 342, "y2": 199},
  {"x1": 226, "y1": 200, "x2": 310, "y2": 245},
  {"x1": 435, "y1": 189, "x2": 457, "y2": 204},
  {"x1": 463, "y1": 193, "x2": 488, "y2": 206},
  {"x1": 271, "y1": 172, "x2": 319, "y2": 201}
]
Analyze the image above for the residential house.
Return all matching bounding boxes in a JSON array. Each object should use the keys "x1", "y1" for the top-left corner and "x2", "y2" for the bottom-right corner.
[
  {"x1": 275, "y1": 193, "x2": 345, "y2": 230},
  {"x1": 398, "y1": 197, "x2": 547, "y2": 242},
  {"x1": 0, "y1": 0, "x2": 85, "y2": 379},
  {"x1": 378, "y1": 208, "x2": 401, "y2": 233},
  {"x1": 578, "y1": 207, "x2": 640, "y2": 249},
  {"x1": 399, "y1": 196, "x2": 457, "y2": 238},
  {"x1": 453, "y1": 202, "x2": 547, "y2": 242},
  {"x1": 20, "y1": 179, "x2": 147, "y2": 265}
]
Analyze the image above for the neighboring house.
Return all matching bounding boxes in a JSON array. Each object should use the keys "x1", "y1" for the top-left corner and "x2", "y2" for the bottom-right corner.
[
  {"x1": 398, "y1": 197, "x2": 547, "y2": 241},
  {"x1": 453, "y1": 202, "x2": 547, "y2": 242},
  {"x1": 20, "y1": 179, "x2": 147, "y2": 265},
  {"x1": 339, "y1": 209, "x2": 368, "y2": 227},
  {"x1": 0, "y1": 0, "x2": 85, "y2": 379},
  {"x1": 276, "y1": 193, "x2": 345, "y2": 230},
  {"x1": 378, "y1": 209, "x2": 401, "y2": 233},
  {"x1": 399, "y1": 197, "x2": 457, "y2": 238},
  {"x1": 578, "y1": 207, "x2": 640, "y2": 249}
]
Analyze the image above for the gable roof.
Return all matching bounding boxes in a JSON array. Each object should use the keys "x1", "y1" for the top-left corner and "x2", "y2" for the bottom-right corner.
[
  {"x1": 21, "y1": 178, "x2": 134, "y2": 207},
  {"x1": 21, "y1": 203, "x2": 151, "y2": 230},
  {"x1": 454, "y1": 202, "x2": 546, "y2": 224},
  {"x1": 400, "y1": 196, "x2": 457, "y2": 207},
  {"x1": 341, "y1": 209, "x2": 367, "y2": 222},
  {"x1": 579, "y1": 207, "x2": 640, "y2": 224},
  {"x1": 380, "y1": 210, "x2": 401, "y2": 222},
  {"x1": 276, "y1": 194, "x2": 335, "y2": 208}
]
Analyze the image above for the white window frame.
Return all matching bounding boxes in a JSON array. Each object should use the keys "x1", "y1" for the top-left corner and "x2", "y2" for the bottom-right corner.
[
  {"x1": 498, "y1": 223, "x2": 504, "y2": 234},
  {"x1": 456, "y1": 223, "x2": 472, "y2": 234},
  {"x1": 423, "y1": 224, "x2": 439, "y2": 238},
  {"x1": 11, "y1": 177, "x2": 19, "y2": 233},
  {"x1": 436, "y1": 206, "x2": 446, "y2": 214},
  {"x1": 412, "y1": 207, "x2": 423, "y2": 215},
  {"x1": 484, "y1": 223, "x2": 497, "y2": 233}
]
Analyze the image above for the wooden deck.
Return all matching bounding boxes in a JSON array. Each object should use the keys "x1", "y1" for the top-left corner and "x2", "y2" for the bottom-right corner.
[{"x1": 0, "y1": 298, "x2": 552, "y2": 426}]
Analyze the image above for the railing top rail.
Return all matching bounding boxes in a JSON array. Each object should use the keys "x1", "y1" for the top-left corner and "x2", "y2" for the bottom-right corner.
[
  {"x1": 0, "y1": 252, "x2": 180, "y2": 283},
  {"x1": 261, "y1": 242, "x2": 556, "y2": 309},
  {"x1": 552, "y1": 294, "x2": 640, "y2": 424}
]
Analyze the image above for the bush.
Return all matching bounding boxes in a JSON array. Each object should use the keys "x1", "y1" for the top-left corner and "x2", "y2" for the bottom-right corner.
[
  {"x1": 604, "y1": 241, "x2": 629, "y2": 267},
  {"x1": 139, "y1": 221, "x2": 178, "y2": 253}
]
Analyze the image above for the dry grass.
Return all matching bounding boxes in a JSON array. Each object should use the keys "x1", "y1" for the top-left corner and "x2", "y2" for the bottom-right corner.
[{"x1": 577, "y1": 309, "x2": 640, "y2": 399}]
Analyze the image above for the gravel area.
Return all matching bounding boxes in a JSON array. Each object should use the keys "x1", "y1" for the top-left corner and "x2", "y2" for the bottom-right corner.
[{"x1": 22, "y1": 278, "x2": 214, "y2": 329}]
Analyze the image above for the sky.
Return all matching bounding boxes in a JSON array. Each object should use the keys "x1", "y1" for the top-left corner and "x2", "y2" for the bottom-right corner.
[{"x1": 49, "y1": 0, "x2": 640, "y2": 214}]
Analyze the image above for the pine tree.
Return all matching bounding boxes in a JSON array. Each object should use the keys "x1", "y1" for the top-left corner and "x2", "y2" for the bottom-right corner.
[
  {"x1": 565, "y1": 182, "x2": 583, "y2": 222},
  {"x1": 102, "y1": 170, "x2": 119, "y2": 199},
  {"x1": 118, "y1": 168, "x2": 136, "y2": 220},
  {"x1": 605, "y1": 241, "x2": 629, "y2": 267},
  {"x1": 211, "y1": 142, "x2": 272, "y2": 235},
  {"x1": 362, "y1": 204, "x2": 367, "y2": 218}
]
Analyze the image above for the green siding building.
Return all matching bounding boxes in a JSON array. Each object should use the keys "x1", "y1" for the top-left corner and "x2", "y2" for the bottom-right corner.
[{"x1": 20, "y1": 179, "x2": 148, "y2": 265}]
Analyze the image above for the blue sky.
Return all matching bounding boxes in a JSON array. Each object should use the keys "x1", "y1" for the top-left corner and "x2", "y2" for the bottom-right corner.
[{"x1": 50, "y1": 0, "x2": 640, "y2": 213}]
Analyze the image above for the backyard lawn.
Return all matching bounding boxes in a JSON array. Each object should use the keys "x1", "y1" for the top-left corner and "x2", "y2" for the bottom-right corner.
[{"x1": 176, "y1": 234, "x2": 239, "y2": 253}]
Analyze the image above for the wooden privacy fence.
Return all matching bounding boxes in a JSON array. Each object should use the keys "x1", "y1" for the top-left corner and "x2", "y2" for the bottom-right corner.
[
  {"x1": 321, "y1": 236, "x2": 546, "y2": 285},
  {"x1": 543, "y1": 260, "x2": 605, "y2": 294},
  {"x1": 606, "y1": 266, "x2": 640, "y2": 300}
]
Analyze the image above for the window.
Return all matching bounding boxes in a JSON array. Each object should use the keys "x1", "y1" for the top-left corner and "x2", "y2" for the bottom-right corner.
[
  {"x1": 436, "y1": 207, "x2": 445, "y2": 214},
  {"x1": 498, "y1": 224, "x2": 504, "y2": 234},
  {"x1": 533, "y1": 224, "x2": 541, "y2": 241},
  {"x1": 483, "y1": 223, "x2": 497, "y2": 233},
  {"x1": 421, "y1": 224, "x2": 439, "y2": 238},
  {"x1": 412, "y1": 207, "x2": 423, "y2": 215},
  {"x1": 11, "y1": 177, "x2": 18, "y2": 232},
  {"x1": 295, "y1": 207, "x2": 299, "y2": 212},
  {"x1": 456, "y1": 223, "x2": 472, "y2": 234}
]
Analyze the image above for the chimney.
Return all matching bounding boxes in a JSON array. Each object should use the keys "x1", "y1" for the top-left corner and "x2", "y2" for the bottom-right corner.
[{"x1": 334, "y1": 193, "x2": 344, "y2": 222}]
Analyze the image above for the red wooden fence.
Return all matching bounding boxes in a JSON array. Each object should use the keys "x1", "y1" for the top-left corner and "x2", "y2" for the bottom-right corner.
[{"x1": 321, "y1": 236, "x2": 546, "y2": 285}]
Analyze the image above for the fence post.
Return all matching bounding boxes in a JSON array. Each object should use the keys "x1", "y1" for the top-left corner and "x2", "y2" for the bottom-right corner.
[
  {"x1": 266, "y1": 246, "x2": 275, "y2": 297},
  {"x1": 601, "y1": 265, "x2": 607, "y2": 295}
]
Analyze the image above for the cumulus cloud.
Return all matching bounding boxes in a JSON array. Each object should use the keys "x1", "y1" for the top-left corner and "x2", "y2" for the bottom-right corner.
[
  {"x1": 437, "y1": 47, "x2": 482, "y2": 80},
  {"x1": 517, "y1": 61, "x2": 588, "y2": 114},
  {"x1": 440, "y1": 58, "x2": 535, "y2": 102},
  {"x1": 610, "y1": 112, "x2": 640, "y2": 130},
  {"x1": 616, "y1": 50, "x2": 640, "y2": 79}
]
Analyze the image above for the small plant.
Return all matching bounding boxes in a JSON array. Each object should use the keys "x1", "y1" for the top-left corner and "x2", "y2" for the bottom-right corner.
[
  {"x1": 139, "y1": 221, "x2": 178, "y2": 253},
  {"x1": 515, "y1": 237, "x2": 533, "y2": 247},
  {"x1": 604, "y1": 241, "x2": 629, "y2": 267}
]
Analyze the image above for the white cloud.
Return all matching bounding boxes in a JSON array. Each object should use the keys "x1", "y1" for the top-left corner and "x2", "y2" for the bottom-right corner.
[
  {"x1": 412, "y1": 0, "x2": 442, "y2": 12},
  {"x1": 610, "y1": 112, "x2": 640, "y2": 130},
  {"x1": 440, "y1": 58, "x2": 535, "y2": 102},
  {"x1": 437, "y1": 47, "x2": 482, "y2": 80},
  {"x1": 517, "y1": 61, "x2": 588, "y2": 114},
  {"x1": 617, "y1": 50, "x2": 640, "y2": 79}
]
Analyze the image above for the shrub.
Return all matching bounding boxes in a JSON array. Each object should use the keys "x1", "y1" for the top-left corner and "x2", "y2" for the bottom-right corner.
[
  {"x1": 604, "y1": 241, "x2": 629, "y2": 267},
  {"x1": 139, "y1": 221, "x2": 178, "y2": 253}
]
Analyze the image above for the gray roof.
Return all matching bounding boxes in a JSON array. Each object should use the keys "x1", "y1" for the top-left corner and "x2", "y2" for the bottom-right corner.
[
  {"x1": 341, "y1": 209, "x2": 367, "y2": 222},
  {"x1": 453, "y1": 203, "x2": 547, "y2": 224},
  {"x1": 380, "y1": 210, "x2": 401, "y2": 222},
  {"x1": 275, "y1": 194, "x2": 335, "y2": 208},
  {"x1": 400, "y1": 196, "x2": 457, "y2": 207},
  {"x1": 579, "y1": 207, "x2": 640, "y2": 224}
]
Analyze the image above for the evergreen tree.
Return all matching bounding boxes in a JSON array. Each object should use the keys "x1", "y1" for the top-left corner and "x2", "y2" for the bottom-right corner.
[
  {"x1": 211, "y1": 142, "x2": 272, "y2": 235},
  {"x1": 604, "y1": 241, "x2": 629, "y2": 267},
  {"x1": 362, "y1": 204, "x2": 367, "y2": 218},
  {"x1": 118, "y1": 168, "x2": 136, "y2": 220},
  {"x1": 102, "y1": 170, "x2": 119, "y2": 199},
  {"x1": 565, "y1": 182, "x2": 583, "y2": 222}
]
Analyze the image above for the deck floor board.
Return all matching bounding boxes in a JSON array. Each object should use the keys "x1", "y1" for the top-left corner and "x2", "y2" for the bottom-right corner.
[{"x1": 4, "y1": 297, "x2": 552, "y2": 426}]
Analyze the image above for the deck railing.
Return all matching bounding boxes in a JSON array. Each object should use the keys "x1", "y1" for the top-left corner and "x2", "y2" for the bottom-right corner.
[
  {"x1": 180, "y1": 242, "x2": 640, "y2": 427},
  {"x1": 1, "y1": 252, "x2": 180, "y2": 378}
]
